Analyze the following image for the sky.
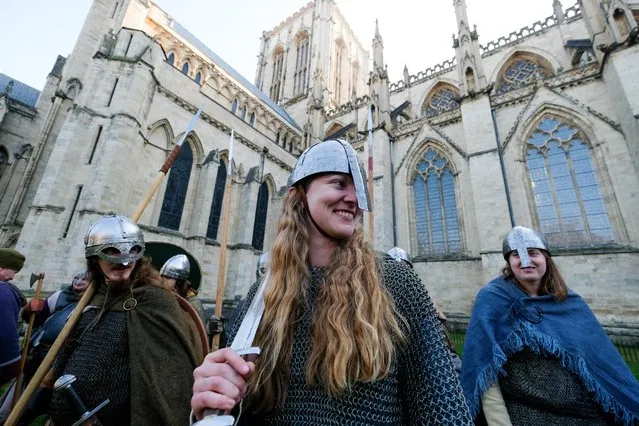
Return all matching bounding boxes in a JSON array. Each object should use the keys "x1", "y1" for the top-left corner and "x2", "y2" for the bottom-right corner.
[{"x1": 0, "y1": 0, "x2": 563, "y2": 91}]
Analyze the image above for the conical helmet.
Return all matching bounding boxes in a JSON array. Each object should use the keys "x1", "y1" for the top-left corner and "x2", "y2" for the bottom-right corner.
[
  {"x1": 288, "y1": 139, "x2": 370, "y2": 211},
  {"x1": 502, "y1": 226, "x2": 549, "y2": 267},
  {"x1": 160, "y1": 254, "x2": 191, "y2": 280},
  {"x1": 387, "y1": 247, "x2": 413, "y2": 268}
]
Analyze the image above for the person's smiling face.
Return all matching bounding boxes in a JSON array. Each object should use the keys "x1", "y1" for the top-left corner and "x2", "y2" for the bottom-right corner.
[
  {"x1": 508, "y1": 248, "x2": 547, "y2": 287},
  {"x1": 305, "y1": 173, "x2": 361, "y2": 241}
]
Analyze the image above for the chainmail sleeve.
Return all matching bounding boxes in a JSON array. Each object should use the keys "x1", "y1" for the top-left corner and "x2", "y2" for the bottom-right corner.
[{"x1": 380, "y1": 256, "x2": 472, "y2": 425}]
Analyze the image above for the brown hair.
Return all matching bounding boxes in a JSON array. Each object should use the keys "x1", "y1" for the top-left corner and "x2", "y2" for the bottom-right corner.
[
  {"x1": 502, "y1": 251, "x2": 568, "y2": 301},
  {"x1": 248, "y1": 185, "x2": 404, "y2": 412}
]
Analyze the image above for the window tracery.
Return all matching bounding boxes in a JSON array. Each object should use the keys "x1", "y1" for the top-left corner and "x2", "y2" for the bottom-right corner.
[
  {"x1": 526, "y1": 116, "x2": 615, "y2": 247},
  {"x1": 497, "y1": 57, "x2": 550, "y2": 94},
  {"x1": 412, "y1": 147, "x2": 462, "y2": 255},
  {"x1": 422, "y1": 86, "x2": 460, "y2": 118}
]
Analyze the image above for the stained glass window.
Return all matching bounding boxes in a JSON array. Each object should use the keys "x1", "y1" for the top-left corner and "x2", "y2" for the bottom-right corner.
[
  {"x1": 252, "y1": 182, "x2": 269, "y2": 250},
  {"x1": 526, "y1": 117, "x2": 614, "y2": 247},
  {"x1": 422, "y1": 87, "x2": 460, "y2": 118},
  {"x1": 412, "y1": 147, "x2": 462, "y2": 255},
  {"x1": 497, "y1": 59, "x2": 549, "y2": 94},
  {"x1": 206, "y1": 161, "x2": 227, "y2": 239},
  {"x1": 159, "y1": 142, "x2": 193, "y2": 230}
]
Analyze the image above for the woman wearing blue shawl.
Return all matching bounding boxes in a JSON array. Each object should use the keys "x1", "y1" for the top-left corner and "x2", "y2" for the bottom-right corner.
[{"x1": 461, "y1": 226, "x2": 639, "y2": 425}]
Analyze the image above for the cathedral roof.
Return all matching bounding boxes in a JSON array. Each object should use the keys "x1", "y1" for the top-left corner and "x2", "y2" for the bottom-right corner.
[
  {"x1": 169, "y1": 21, "x2": 301, "y2": 132},
  {"x1": 0, "y1": 74, "x2": 41, "y2": 108}
]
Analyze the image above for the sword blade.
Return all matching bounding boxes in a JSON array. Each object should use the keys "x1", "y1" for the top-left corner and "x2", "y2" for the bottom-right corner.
[{"x1": 230, "y1": 273, "x2": 269, "y2": 351}]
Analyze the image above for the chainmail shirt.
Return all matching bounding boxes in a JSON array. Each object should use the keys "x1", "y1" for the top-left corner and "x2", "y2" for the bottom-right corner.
[
  {"x1": 50, "y1": 308, "x2": 131, "y2": 426},
  {"x1": 226, "y1": 256, "x2": 472, "y2": 425},
  {"x1": 499, "y1": 349, "x2": 614, "y2": 425}
]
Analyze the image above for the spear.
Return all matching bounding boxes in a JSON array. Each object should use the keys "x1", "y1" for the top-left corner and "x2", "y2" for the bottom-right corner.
[
  {"x1": 5, "y1": 107, "x2": 204, "y2": 426},
  {"x1": 367, "y1": 105, "x2": 375, "y2": 242},
  {"x1": 211, "y1": 129, "x2": 235, "y2": 351}
]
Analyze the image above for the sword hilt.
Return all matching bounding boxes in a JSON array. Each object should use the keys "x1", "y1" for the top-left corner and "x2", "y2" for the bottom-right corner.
[
  {"x1": 54, "y1": 374, "x2": 110, "y2": 426},
  {"x1": 193, "y1": 347, "x2": 261, "y2": 426}
]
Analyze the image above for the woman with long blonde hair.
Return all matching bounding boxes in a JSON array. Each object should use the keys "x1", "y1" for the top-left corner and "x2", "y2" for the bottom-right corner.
[{"x1": 191, "y1": 139, "x2": 471, "y2": 424}]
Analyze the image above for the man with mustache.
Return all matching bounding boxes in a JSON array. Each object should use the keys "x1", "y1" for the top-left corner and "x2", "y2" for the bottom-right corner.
[{"x1": 46, "y1": 215, "x2": 207, "y2": 426}]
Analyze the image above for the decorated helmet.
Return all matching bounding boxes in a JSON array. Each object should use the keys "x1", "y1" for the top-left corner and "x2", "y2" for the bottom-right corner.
[
  {"x1": 84, "y1": 215, "x2": 145, "y2": 265},
  {"x1": 288, "y1": 139, "x2": 370, "y2": 211},
  {"x1": 256, "y1": 252, "x2": 270, "y2": 279},
  {"x1": 502, "y1": 226, "x2": 550, "y2": 268},
  {"x1": 160, "y1": 254, "x2": 190, "y2": 280},
  {"x1": 387, "y1": 247, "x2": 413, "y2": 268}
]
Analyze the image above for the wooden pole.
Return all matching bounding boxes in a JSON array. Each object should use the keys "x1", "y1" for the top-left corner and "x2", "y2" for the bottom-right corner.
[
  {"x1": 211, "y1": 130, "x2": 235, "y2": 351},
  {"x1": 5, "y1": 107, "x2": 203, "y2": 426},
  {"x1": 11, "y1": 273, "x2": 45, "y2": 408},
  {"x1": 367, "y1": 106, "x2": 375, "y2": 243}
]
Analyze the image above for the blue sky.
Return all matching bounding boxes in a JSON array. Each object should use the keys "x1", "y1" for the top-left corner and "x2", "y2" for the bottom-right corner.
[{"x1": 1, "y1": 0, "x2": 560, "y2": 91}]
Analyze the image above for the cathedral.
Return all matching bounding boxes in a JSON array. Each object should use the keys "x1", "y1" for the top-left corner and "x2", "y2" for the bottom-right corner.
[{"x1": 1, "y1": 0, "x2": 638, "y2": 335}]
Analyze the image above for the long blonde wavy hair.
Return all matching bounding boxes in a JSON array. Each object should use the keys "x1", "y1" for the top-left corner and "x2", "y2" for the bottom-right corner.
[{"x1": 248, "y1": 182, "x2": 404, "y2": 412}]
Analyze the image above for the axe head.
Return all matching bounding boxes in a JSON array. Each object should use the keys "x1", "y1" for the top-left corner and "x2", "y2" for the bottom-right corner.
[{"x1": 30, "y1": 272, "x2": 44, "y2": 288}]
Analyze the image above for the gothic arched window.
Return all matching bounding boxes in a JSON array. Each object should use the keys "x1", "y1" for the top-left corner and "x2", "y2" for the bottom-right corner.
[
  {"x1": 412, "y1": 147, "x2": 462, "y2": 255},
  {"x1": 206, "y1": 161, "x2": 227, "y2": 239},
  {"x1": 194, "y1": 71, "x2": 202, "y2": 84},
  {"x1": 167, "y1": 53, "x2": 175, "y2": 65},
  {"x1": 249, "y1": 112, "x2": 256, "y2": 127},
  {"x1": 270, "y1": 48, "x2": 284, "y2": 103},
  {"x1": 293, "y1": 33, "x2": 309, "y2": 95},
  {"x1": 231, "y1": 99, "x2": 238, "y2": 114},
  {"x1": 240, "y1": 106, "x2": 247, "y2": 121},
  {"x1": 252, "y1": 182, "x2": 269, "y2": 250},
  {"x1": 158, "y1": 142, "x2": 193, "y2": 230},
  {"x1": 181, "y1": 62, "x2": 190, "y2": 75},
  {"x1": 422, "y1": 86, "x2": 460, "y2": 118},
  {"x1": 497, "y1": 57, "x2": 550, "y2": 94},
  {"x1": 526, "y1": 117, "x2": 614, "y2": 247}
]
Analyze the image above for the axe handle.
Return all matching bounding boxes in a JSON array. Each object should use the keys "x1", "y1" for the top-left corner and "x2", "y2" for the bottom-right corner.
[
  {"x1": 5, "y1": 282, "x2": 96, "y2": 426},
  {"x1": 11, "y1": 274, "x2": 45, "y2": 408}
]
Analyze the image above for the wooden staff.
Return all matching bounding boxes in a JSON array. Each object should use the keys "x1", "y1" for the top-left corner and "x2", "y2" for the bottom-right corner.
[
  {"x1": 11, "y1": 273, "x2": 45, "y2": 408},
  {"x1": 5, "y1": 107, "x2": 204, "y2": 426},
  {"x1": 367, "y1": 106, "x2": 375, "y2": 242},
  {"x1": 211, "y1": 130, "x2": 235, "y2": 351}
]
